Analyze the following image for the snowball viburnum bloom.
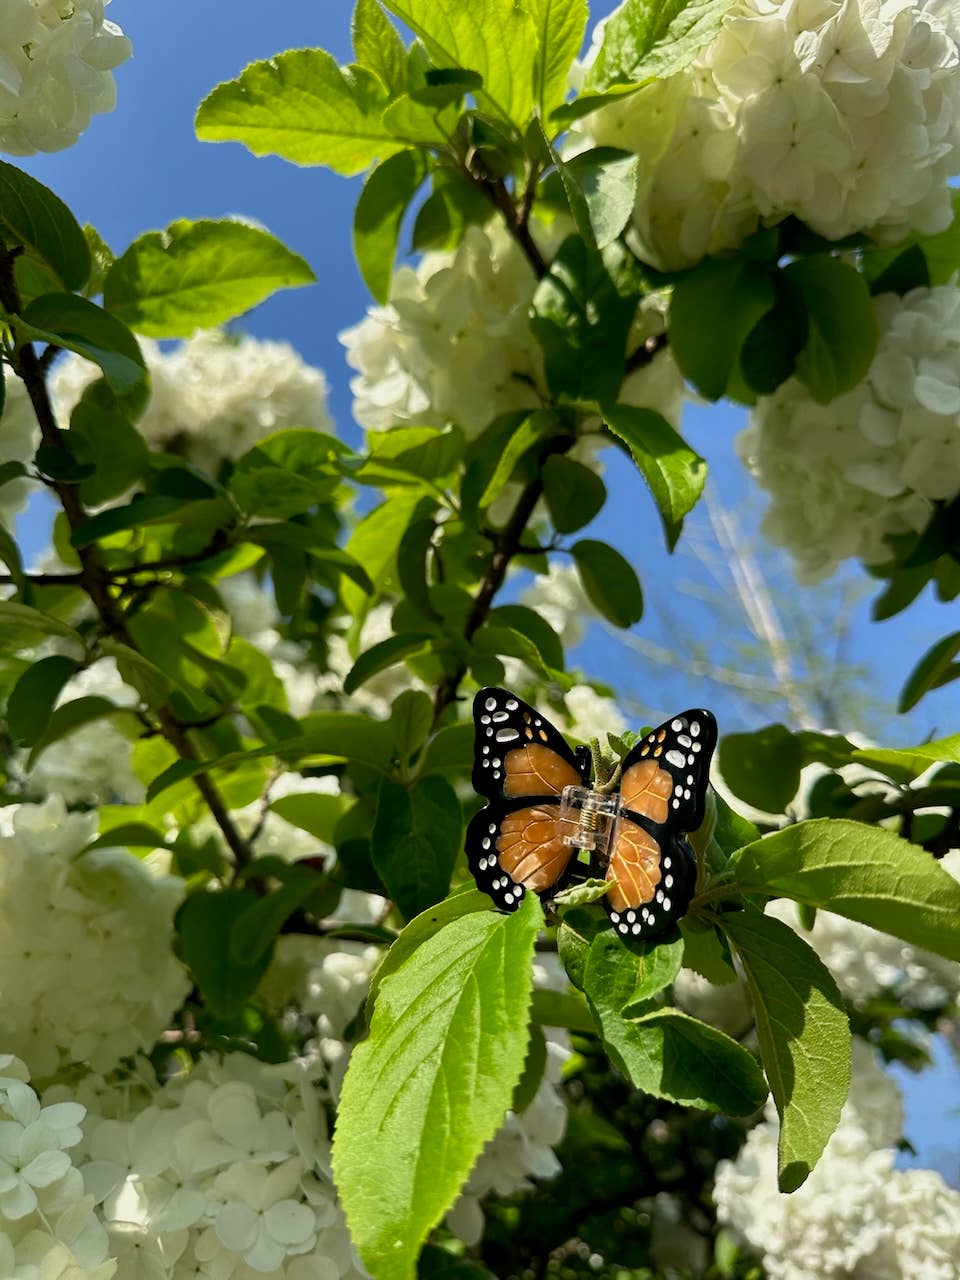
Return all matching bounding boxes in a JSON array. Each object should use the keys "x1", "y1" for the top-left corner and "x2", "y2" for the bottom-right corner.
[
  {"x1": 0, "y1": 0, "x2": 132, "y2": 156},
  {"x1": 739, "y1": 283, "x2": 960, "y2": 581},
  {"x1": 582, "y1": 0, "x2": 960, "y2": 268},
  {"x1": 0, "y1": 1079, "x2": 83, "y2": 1219},
  {"x1": 213, "y1": 1160, "x2": 318, "y2": 1272}
]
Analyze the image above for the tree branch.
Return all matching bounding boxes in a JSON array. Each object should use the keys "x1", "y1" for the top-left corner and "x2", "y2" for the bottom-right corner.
[{"x1": 0, "y1": 246, "x2": 253, "y2": 869}]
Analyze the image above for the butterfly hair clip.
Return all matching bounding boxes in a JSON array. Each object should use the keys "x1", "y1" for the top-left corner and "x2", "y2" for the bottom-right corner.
[{"x1": 466, "y1": 687, "x2": 717, "y2": 941}]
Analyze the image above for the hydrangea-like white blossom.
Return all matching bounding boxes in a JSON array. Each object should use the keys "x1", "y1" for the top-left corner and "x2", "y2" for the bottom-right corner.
[
  {"x1": 0, "y1": 0, "x2": 131, "y2": 156},
  {"x1": 0, "y1": 372, "x2": 40, "y2": 530},
  {"x1": 739, "y1": 284, "x2": 960, "y2": 581},
  {"x1": 0, "y1": 797, "x2": 189, "y2": 1079},
  {"x1": 0, "y1": 1056, "x2": 115, "y2": 1278},
  {"x1": 340, "y1": 222, "x2": 683, "y2": 439},
  {"x1": 714, "y1": 1040, "x2": 960, "y2": 1279},
  {"x1": 583, "y1": 0, "x2": 960, "y2": 268},
  {"x1": 71, "y1": 1053, "x2": 366, "y2": 1279},
  {"x1": 53, "y1": 331, "x2": 333, "y2": 472}
]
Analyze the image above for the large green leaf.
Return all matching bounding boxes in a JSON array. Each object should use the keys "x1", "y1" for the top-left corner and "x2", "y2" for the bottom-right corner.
[
  {"x1": 782, "y1": 256, "x2": 878, "y2": 404},
  {"x1": 103, "y1": 218, "x2": 315, "y2": 338},
  {"x1": 530, "y1": 0, "x2": 588, "y2": 116},
  {"x1": 571, "y1": 539, "x2": 643, "y2": 627},
  {"x1": 852, "y1": 733, "x2": 960, "y2": 781},
  {"x1": 603, "y1": 404, "x2": 706, "y2": 549},
  {"x1": 17, "y1": 294, "x2": 147, "y2": 400},
  {"x1": 342, "y1": 490, "x2": 424, "y2": 619},
  {"x1": 371, "y1": 776, "x2": 462, "y2": 919},
  {"x1": 352, "y1": 0, "x2": 408, "y2": 97},
  {"x1": 343, "y1": 632, "x2": 435, "y2": 695},
  {"x1": 0, "y1": 601, "x2": 84, "y2": 650},
  {"x1": 560, "y1": 147, "x2": 640, "y2": 249},
  {"x1": 176, "y1": 890, "x2": 273, "y2": 1017},
  {"x1": 69, "y1": 398, "x2": 149, "y2": 507},
  {"x1": 898, "y1": 631, "x2": 960, "y2": 713},
  {"x1": 669, "y1": 256, "x2": 774, "y2": 401},
  {"x1": 6, "y1": 654, "x2": 79, "y2": 747},
  {"x1": 542, "y1": 454, "x2": 606, "y2": 533},
  {"x1": 583, "y1": 931, "x2": 766, "y2": 1114},
  {"x1": 354, "y1": 151, "x2": 429, "y2": 303},
  {"x1": 0, "y1": 160, "x2": 90, "y2": 292},
  {"x1": 730, "y1": 818, "x2": 960, "y2": 962},
  {"x1": 196, "y1": 50, "x2": 407, "y2": 173},
  {"x1": 333, "y1": 892, "x2": 543, "y2": 1280},
  {"x1": 382, "y1": 0, "x2": 538, "y2": 127},
  {"x1": 719, "y1": 725, "x2": 858, "y2": 813},
  {"x1": 720, "y1": 908, "x2": 850, "y2": 1192},
  {"x1": 530, "y1": 235, "x2": 639, "y2": 404},
  {"x1": 585, "y1": 0, "x2": 737, "y2": 90}
]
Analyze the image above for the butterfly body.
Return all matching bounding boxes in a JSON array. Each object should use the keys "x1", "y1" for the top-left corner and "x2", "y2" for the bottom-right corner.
[{"x1": 466, "y1": 687, "x2": 717, "y2": 941}]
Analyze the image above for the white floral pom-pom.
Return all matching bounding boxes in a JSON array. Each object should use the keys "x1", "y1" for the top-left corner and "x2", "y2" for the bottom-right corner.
[
  {"x1": 0, "y1": 0, "x2": 132, "y2": 156},
  {"x1": 739, "y1": 283, "x2": 960, "y2": 581},
  {"x1": 714, "y1": 1039, "x2": 960, "y2": 1279},
  {"x1": 582, "y1": 0, "x2": 960, "y2": 268},
  {"x1": 0, "y1": 1056, "x2": 115, "y2": 1277},
  {"x1": 0, "y1": 797, "x2": 190, "y2": 1079},
  {"x1": 52, "y1": 331, "x2": 334, "y2": 471}
]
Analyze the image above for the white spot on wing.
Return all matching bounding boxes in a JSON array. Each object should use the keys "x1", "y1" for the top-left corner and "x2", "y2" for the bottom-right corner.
[
  {"x1": 671, "y1": 719, "x2": 683, "y2": 731},
  {"x1": 666, "y1": 749, "x2": 686, "y2": 769},
  {"x1": 485, "y1": 697, "x2": 496, "y2": 711}
]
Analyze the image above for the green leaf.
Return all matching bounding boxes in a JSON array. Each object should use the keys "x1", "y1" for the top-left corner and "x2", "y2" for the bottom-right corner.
[
  {"x1": 584, "y1": 931, "x2": 766, "y2": 1114},
  {"x1": 584, "y1": 0, "x2": 737, "y2": 90},
  {"x1": 562, "y1": 147, "x2": 640, "y2": 249},
  {"x1": 852, "y1": 733, "x2": 960, "y2": 781},
  {"x1": 17, "y1": 294, "x2": 147, "y2": 400},
  {"x1": 6, "y1": 654, "x2": 79, "y2": 746},
  {"x1": 512, "y1": 1022, "x2": 548, "y2": 1113},
  {"x1": 472, "y1": 624, "x2": 571, "y2": 687},
  {"x1": 668, "y1": 257, "x2": 774, "y2": 401},
  {"x1": 344, "y1": 632, "x2": 434, "y2": 696},
  {"x1": 391, "y1": 689, "x2": 434, "y2": 758},
  {"x1": 603, "y1": 404, "x2": 706, "y2": 549},
  {"x1": 720, "y1": 908, "x2": 850, "y2": 1191},
  {"x1": 352, "y1": 0, "x2": 409, "y2": 97},
  {"x1": 371, "y1": 776, "x2": 462, "y2": 919},
  {"x1": 230, "y1": 866, "x2": 326, "y2": 962},
  {"x1": 365, "y1": 887, "x2": 492, "y2": 1014},
  {"x1": 719, "y1": 724, "x2": 805, "y2": 814},
  {"x1": 486, "y1": 604, "x2": 564, "y2": 673},
  {"x1": 176, "y1": 890, "x2": 273, "y2": 1017},
  {"x1": 0, "y1": 520, "x2": 27, "y2": 600},
  {"x1": 417, "y1": 722, "x2": 474, "y2": 776},
  {"x1": 355, "y1": 151, "x2": 430, "y2": 303},
  {"x1": 269, "y1": 792, "x2": 350, "y2": 844},
  {"x1": 898, "y1": 631, "x2": 960, "y2": 713},
  {"x1": 83, "y1": 822, "x2": 170, "y2": 854},
  {"x1": 543, "y1": 454, "x2": 606, "y2": 533},
  {"x1": 69, "y1": 397, "x2": 149, "y2": 507},
  {"x1": 196, "y1": 50, "x2": 406, "y2": 174},
  {"x1": 862, "y1": 191, "x2": 960, "y2": 290},
  {"x1": 730, "y1": 818, "x2": 960, "y2": 963},
  {"x1": 529, "y1": 987, "x2": 595, "y2": 1032},
  {"x1": 478, "y1": 412, "x2": 552, "y2": 507},
  {"x1": 0, "y1": 601, "x2": 84, "y2": 649},
  {"x1": 0, "y1": 160, "x2": 90, "y2": 291},
  {"x1": 782, "y1": 256, "x2": 878, "y2": 404},
  {"x1": 342, "y1": 490, "x2": 424, "y2": 619},
  {"x1": 381, "y1": 0, "x2": 538, "y2": 127},
  {"x1": 412, "y1": 170, "x2": 492, "y2": 251},
  {"x1": 620, "y1": 935, "x2": 684, "y2": 1015},
  {"x1": 551, "y1": 878, "x2": 611, "y2": 911},
  {"x1": 82, "y1": 223, "x2": 114, "y2": 298},
  {"x1": 27, "y1": 696, "x2": 133, "y2": 769},
  {"x1": 530, "y1": 235, "x2": 639, "y2": 404},
  {"x1": 333, "y1": 893, "x2": 543, "y2": 1280},
  {"x1": 571, "y1": 539, "x2": 643, "y2": 627},
  {"x1": 103, "y1": 218, "x2": 315, "y2": 338},
  {"x1": 680, "y1": 918, "x2": 737, "y2": 984},
  {"x1": 529, "y1": 0, "x2": 588, "y2": 116}
]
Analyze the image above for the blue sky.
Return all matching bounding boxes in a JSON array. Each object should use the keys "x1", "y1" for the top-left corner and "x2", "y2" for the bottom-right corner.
[{"x1": 15, "y1": 0, "x2": 960, "y2": 1169}]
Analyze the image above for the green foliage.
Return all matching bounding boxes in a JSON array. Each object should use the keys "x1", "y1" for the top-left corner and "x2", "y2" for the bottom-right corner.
[
  {"x1": 782, "y1": 256, "x2": 878, "y2": 403},
  {"x1": 103, "y1": 218, "x2": 315, "y2": 337},
  {"x1": 720, "y1": 909, "x2": 850, "y2": 1192},
  {"x1": 584, "y1": 931, "x2": 767, "y2": 1114},
  {"x1": 176, "y1": 889, "x2": 275, "y2": 1017},
  {"x1": 862, "y1": 190, "x2": 960, "y2": 289},
  {"x1": 603, "y1": 403, "x2": 706, "y2": 549},
  {"x1": 571, "y1": 539, "x2": 643, "y2": 627},
  {"x1": 851, "y1": 732, "x2": 960, "y2": 780},
  {"x1": 16, "y1": 293, "x2": 147, "y2": 402},
  {"x1": 6, "y1": 654, "x2": 80, "y2": 746},
  {"x1": 333, "y1": 893, "x2": 542, "y2": 1280},
  {"x1": 371, "y1": 775, "x2": 462, "y2": 919},
  {"x1": 354, "y1": 151, "x2": 430, "y2": 302},
  {"x1": 731, "y1": 818, "x2": 960, "y2": 962},
  {"x1": 718, "y1": 724, "x2": 857, "y2": 813},
  {"x1": 0, "y1": 160, "x2": 91, "y2": 292},
  {"x1": 542, "y1": 454, "x2": 606, "y2": 533},
  {"x1": 585, "y1": 0, "x2": 737, "y2": 90},
  {"x1": 898, "y1": 630, "x2": 960, "y2": 712}
]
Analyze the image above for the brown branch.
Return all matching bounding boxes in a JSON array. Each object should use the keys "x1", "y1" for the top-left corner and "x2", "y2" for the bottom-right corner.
[
  {"x1": 0, "y1": 246, "x2": 252, "y2": 869},
  {"x1": 466, "y1": 168, "x2": 547, "y2": 278},
  {"x1": 432, "y1": 435, "x2": 574, "y2": 724},
  {"x1": 625, "y1": 331, "x2": 669, "y2": 374}
]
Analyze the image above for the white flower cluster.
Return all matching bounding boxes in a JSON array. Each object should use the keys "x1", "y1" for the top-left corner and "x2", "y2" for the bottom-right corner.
[
  {"x1": 583, "y1": 0, "x2": 960, "y2": 269},
  {"x1": 0, "y1": 1055, "x2": 115, "y2": 1279},
  {"x1": 62, "y1": 1052, "x2": 367, "y2": 1279},
  {"x1": 739, "y1": 283, "x2": 960, "y2": 580},
  {"x1": 0, "y1": 372, "x2": 39, "y2": 532},
  {"x1": 21, "y1": 658, "x2": 145, "y2": 806},
  {"x1": 0, "y1": 0, "x2": 131, "y2": 156},
  {"x1": 52, "y1": 330, "x2": 333, "y2": 472},
  {"x1": 714, "y1": 1040, "x2": 960, "y2": 1279},
  {"x1": 0, "y1": 797, "x2": 190, "y2": 1080},
  {"x1": 340, "y1": 222, "x2": 682, "y2": 439}
]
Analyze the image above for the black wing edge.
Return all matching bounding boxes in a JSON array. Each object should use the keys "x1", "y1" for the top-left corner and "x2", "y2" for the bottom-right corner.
[
  {"x1": 604, "y1": 836, "x2": 697, "y2": 943},
  {"x1": 470, "y1": 686, "x2": 587, "y2": 802},
  {"x1": 621, "y1": 708, "x2": 718, "y2": 835}
]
